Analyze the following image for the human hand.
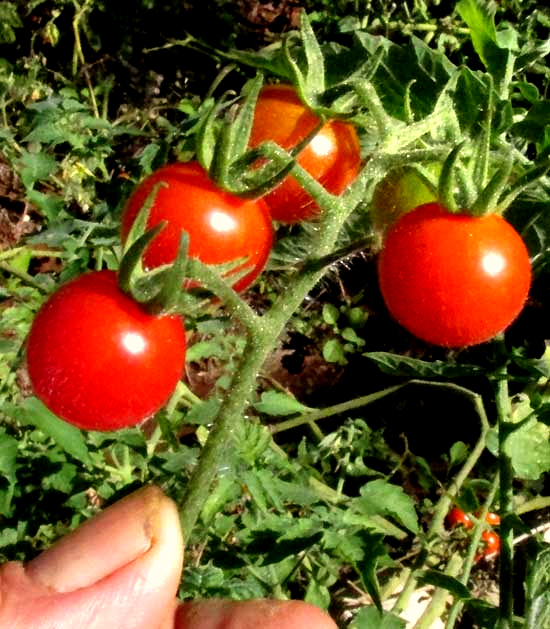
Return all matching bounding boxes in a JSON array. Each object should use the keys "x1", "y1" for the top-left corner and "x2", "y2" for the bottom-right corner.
[{"x1": 0, "y1": 486, "x2": 337, "y2": 628}]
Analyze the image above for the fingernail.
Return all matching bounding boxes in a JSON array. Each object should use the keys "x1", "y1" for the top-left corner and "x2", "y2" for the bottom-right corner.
[{"x1": 25, "y1": 485, "x2": 168, "y2": 593}]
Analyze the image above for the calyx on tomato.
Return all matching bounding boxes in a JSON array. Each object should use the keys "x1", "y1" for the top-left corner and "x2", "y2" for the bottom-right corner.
[
  {"x1": 248, "y1": 84, "x2": 361, "y2": 223},
  {"x1": 120, "y1": 161, "x2": 273, "y2": 293}
]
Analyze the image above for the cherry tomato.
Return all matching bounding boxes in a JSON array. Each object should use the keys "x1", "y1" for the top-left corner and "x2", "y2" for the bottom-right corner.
[
  {"x1": 26, "y1": 270, "x2": 186, "y2": 431},
  {"x1": 484, "y1": 512, "x2": 501, "y2": 526},
  {"x1": 447, "y1": 507, "x2": 474, "y2": 530},
  {"x1": 248, "y1": 84, "x2": 361, "y2": 223},
  {"x1": 476, "y1": 530, "x2": 501, "y2": 561},
  {"x1": 377, "y1": 203, "x2": 532, "y2": 347},
  {"x1": 121, "y1": 162, "x2": 273, "y2": 292},
  {"x1": 474, "y1": 510, "x2": 501, "y2": 526}
]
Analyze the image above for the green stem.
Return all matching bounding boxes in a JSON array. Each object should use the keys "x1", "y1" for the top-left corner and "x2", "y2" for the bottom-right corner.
[
  {"x1": 179, "y1": 333, "x2": 267, "y2": 542},
  {"x1": 270, "y1": 384, "x2": 408, "y2": 435},
  {"x1": 445, "y1": 472, "x2": 500, "y2": 628},
  {"x1": 179, "y1": 181, "x2": 352, "y2": 542},
  {"x1": 416, "y1": 553, "x2": 463, "y2": 629},
  {"x1": 392, "y1": 383, "x2": 490, "y2": 617},
  {"x1": 495, "y1": 357, "x2": 515, "y2": 628},
  {"x1": 0, "y1": 261, "x2": 49, "y2": 293}
]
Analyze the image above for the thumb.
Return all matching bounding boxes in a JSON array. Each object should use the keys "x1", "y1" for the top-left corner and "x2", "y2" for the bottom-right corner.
[{"x1": 0, "y1": 485, "x2": 183, "y2": 629}]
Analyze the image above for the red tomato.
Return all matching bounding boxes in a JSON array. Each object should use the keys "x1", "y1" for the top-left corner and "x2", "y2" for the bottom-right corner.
[
  {"x1": 475, "y1": 510, "x2": 501, "y2": 526},
  {"x1": 26, "y1": 270, "x2": 186, "y2": 431},
  {"x1": 447, "y1": 507, "x2": 474, "y2": 530},
  {"x1": 476, "y1": 530, "x2": 501, "y2": 561},
  {"x1": 377, "y1": 203, "x2": 532, "y2": 347},
  {"x1": 121, "y1": 162, "x2": 273, "y2": 292},
  {"x1": 248, "y1": 84, "x2": 361, "y2": 223},
  {"x1": 484, "y1": 512, "x2": 501, "y2": 526}
]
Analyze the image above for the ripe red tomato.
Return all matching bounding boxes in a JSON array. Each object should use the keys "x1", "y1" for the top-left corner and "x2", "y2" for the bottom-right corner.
[
  {"x1": 248, "y1": 84, "x2": 361, "y2": 223},
  {"x1": 377, "y1": 203, "x2": 532, "y2": 347},
  {"x1": 475, "y1": 510, "x2": 501, "y2": 526},
  {"x1": 121, "y1": 162, "x2": 273, "y2": 292},
  {"x1": 447, "y1": 507, "x2": 474, "y2": 530},
  {"x1": 26, "y1": 270, "x2": 186, "y2": 431},
  {"x1": 484, "y1": 512, "x2": 501, "y2": 526},
  {"x1": 477, "y1": 530, "x2": 501, "y2": 561}
]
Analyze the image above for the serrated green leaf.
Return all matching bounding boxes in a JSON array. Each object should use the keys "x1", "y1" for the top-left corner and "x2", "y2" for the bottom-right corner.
[
  {"x1": 355, "y1": 479, "x2": 419, "y2": 534},
  {"x1": 456, "y1": 0, "x2": 515, "y2": 97},
  {"x1": 253, "y1": 390, "x2": 311, "y2": 416},
  {"x1": 349, "y1": 606, "x2": 406, "y2": 629},
  {"x1": 7, "y1": 398, "x2": 92, "y2": 466},
  {"x1": 504, "y1": 396, "x2": 550, "y2": 480},
  {"x1": 18, "y1": 151, "x2": 58, "y2": 189},
  {"x1": 526, "y1": 547, "x2": 550, "y2": 629},
  {"x1": 323, "y1": 338, "x2": 347, "y2": 364},
  {"x1": 186, "y1": 398, "x2": 222, "y2": 425}
]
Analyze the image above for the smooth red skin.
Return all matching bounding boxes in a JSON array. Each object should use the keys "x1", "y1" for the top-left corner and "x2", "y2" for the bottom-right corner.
[
  {"x1": 477, "y1": 530, "x2": 501, "y2": 561},
  {"x1": 447, "y1": 507, "x2": 474, "y2": 530},
  {"x1": 484, "y1": 512, "x2": 501, "y2": 526},
  {"x1": 249, "y1": 84, "x2": 361, "y2": 223},
  {"x1": 26, "y1": 270, "x2": 186, "y2": 431},
  {"x1": 377, "y1": 203, "x2": 532, "y2": 347},
  {"x1": 121, "y1": 162, "x2": 273, "y2": 292}
]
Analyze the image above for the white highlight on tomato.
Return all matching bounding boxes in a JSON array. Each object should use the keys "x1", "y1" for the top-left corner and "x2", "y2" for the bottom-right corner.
[
  {"x1": 209, "y1": 210, "x2": 237, "y2": 233},
  {"x1": 310, "y1": 133, "x2": 332, "y2": 157},
  {"x1": 122, "y1": 332, "x2": 147, "y2": 355},
  {"x1": 482, "y1": 252, "x2": 506, "y2": 277}
]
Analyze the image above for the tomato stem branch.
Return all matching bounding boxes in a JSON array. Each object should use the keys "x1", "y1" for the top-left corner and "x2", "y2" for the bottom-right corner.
[{"x1": 494, "y1": 352, "x2": 515, "y2": 628}]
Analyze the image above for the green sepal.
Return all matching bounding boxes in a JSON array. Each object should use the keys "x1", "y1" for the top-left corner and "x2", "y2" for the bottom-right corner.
[
  {"x1": 145, "y1": 232, "x2": 190, "y2": 315},
  {"x1": 471, "y1": 153, "x2": 514, "y2": 216},
  {"x1": 283, "y1": 11, "x2": 325, "y2": 107},
  {"x1": 499, "y1": 161, "x2": 550, "y2": 211},
  {"x1": 122, "y1": 182, "x2": 165, "y2": 255},
  {"x1": 118, "y1": 222, "x2": 165, "y2": 297},
  {"x1": 209, "y1": 74, "x2": 264, "y2": 184},
  {"x1": 438, "y1": 142, "x2": 466, "y2": 213}
]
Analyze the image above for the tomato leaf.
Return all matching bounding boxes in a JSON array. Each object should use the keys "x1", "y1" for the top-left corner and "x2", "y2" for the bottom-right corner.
[
  {"x1": 416, "y1": 569, "x2": 471, "y2": 600},
  {"x1": 8, "y1": 398, "x2": 92, "y2": 466},
  {"x1": 354, "y1": 479, "x2": 419, "y2": 535},
  {"x1": 349, "y1": 606, "x2": 406, "y2": 628},
  {"x1": 525, "y1": 547, "x2": 550, "y2": 629},
  {"x1": 456, "y1": 0, "x2": 516, "y2": 98},
  {"x1": 502, "y1": 396, "x2": 550, "y2": 480},
  {"x1": 253, "y1": 390, "x2": 311, "y2": 417},
  {"x1": 365, "y1": 352, "x2": 484, "y2": 378}
]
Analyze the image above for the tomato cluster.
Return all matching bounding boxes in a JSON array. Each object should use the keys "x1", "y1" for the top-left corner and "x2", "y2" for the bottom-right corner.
[
  {"x1": 26, "y1": 85, "x2": 361, "y2": 431},
  {"x1": 25, "y1": 82, "x2": 533, "y2": 431},
  {"x1": 446, "y1": 507, "x2": 501, "y2": 562}
]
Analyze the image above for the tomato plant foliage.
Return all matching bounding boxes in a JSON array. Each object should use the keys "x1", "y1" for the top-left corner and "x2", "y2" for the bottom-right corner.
[{"x1": 2, "y1": 1, "x2": 550, "y2": 628}]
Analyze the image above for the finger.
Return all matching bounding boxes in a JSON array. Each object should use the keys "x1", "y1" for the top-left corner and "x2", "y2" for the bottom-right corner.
[
  {"x1": 0, "y1": 485, "x2": 184, "y2": 629},
  {"x1": 174, "y1": 599, "x2": 338, "y2": 629}
]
